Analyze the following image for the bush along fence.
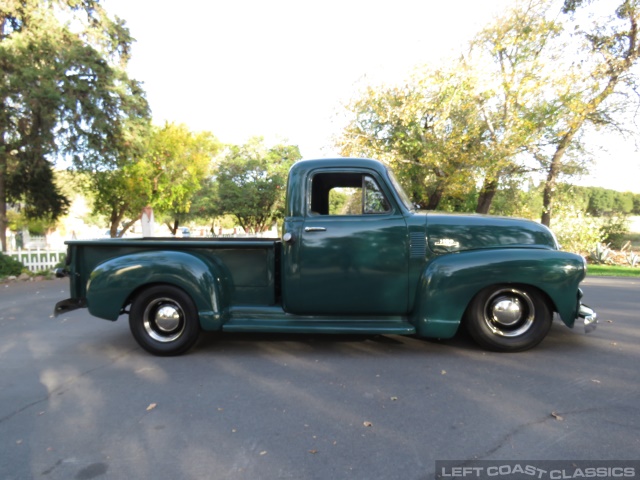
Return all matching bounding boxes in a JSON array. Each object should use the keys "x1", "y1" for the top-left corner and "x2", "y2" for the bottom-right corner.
[{"x1": 7, "y1": 249, "x2": 67, "y2": 273}]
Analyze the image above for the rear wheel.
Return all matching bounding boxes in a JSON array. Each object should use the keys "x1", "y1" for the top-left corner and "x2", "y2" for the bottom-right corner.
[
  {"x1": 464, "y1": 285, "x2": 552, "y2": 352},
  {"x1": 129, "y1": 285, "x2": 200, "y2": 356}
]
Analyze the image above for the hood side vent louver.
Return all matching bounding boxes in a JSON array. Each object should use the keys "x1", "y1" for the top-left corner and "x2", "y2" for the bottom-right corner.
[{"x1": 410, "y1": 232, "x2": 427, "y2": 258}]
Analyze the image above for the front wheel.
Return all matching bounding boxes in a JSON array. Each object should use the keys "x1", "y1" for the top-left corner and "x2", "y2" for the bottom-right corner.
[
  {"x1": 464, "y1": 285, "x2": 552, "y2": 352},
  {"x1": 129, "y1": 285, "x2": 201, "y2": 356}
]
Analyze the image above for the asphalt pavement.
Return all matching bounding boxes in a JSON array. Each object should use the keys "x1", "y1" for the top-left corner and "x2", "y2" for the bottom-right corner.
[{"x1": 0, "y1": 277, "x2": 638, "y2": 480}]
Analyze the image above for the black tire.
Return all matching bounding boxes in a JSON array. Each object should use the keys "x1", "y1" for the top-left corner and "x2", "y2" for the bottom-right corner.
[
  {"x1": 129, "y1": 285, "x2": 201, "y2": 356},
  {"x1": 464, "y1": 284, "x2": 552, "y2": 352}
]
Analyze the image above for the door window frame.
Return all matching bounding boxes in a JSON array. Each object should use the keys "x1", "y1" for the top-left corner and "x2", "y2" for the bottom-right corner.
[{"x1": 306, "y1": 169, "x2": 399, "y2": 218}]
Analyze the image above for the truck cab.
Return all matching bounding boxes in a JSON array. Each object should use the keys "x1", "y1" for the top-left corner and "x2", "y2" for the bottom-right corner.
[{"x1": 282, "y1": 159, "x2": 414, "y2": 315}]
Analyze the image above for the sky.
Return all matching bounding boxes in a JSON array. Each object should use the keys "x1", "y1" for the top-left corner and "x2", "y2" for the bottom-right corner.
[{"x1": 104, "y1": 0, "x2": 640, "y2": 193}]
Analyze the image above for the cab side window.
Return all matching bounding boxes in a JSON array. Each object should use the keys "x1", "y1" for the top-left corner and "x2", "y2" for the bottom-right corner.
[{"x1": 310, "y1": 173, "x2": 391, "y2": 215}]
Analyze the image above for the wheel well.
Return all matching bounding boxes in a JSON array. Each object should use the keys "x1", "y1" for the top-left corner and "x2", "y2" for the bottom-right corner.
[
  {"x1": 123, "y1": 282, "x2": 192, "y2": 315},
  {"x1": 463, "y1": 283, "x2": 556, "y2": 322}
]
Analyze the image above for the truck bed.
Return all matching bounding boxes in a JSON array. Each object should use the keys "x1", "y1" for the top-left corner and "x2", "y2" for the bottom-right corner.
[{"x1": 65, "y1": 237, "x2": 282, "y2": 308}]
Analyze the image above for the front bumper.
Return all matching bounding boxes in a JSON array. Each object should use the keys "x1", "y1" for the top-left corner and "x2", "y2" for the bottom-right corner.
[{"x1": 578, "y1": 304, "x2": 597, "y2": 333}]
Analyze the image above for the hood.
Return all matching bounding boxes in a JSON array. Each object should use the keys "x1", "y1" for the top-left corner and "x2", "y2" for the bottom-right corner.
[{"x1": 425, "y1": 213, "x2": 558, "y2": 254}]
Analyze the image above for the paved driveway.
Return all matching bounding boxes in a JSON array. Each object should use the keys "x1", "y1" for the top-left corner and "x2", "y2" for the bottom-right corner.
[{"x1": 0, "y1": 277, "x2": 637, "y2": 480}]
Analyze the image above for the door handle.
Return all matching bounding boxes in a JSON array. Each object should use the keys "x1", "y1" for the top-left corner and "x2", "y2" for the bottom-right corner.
[{"x1": 304, "y1": 227, "x2": 327, "y2": 232}]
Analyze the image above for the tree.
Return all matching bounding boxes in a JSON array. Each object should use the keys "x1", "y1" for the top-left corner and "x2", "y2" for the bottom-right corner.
[
  {"x1": 91, "y1": 160, "x2": 150, "y2": 237},
  {"x1": 0, "y1": 0, "x2": 148, "y2": 250},
  {"x1": 88, "y1": 123, "x2": 220, "y2": 237},
  {"x1": 338, "y1": 1, "x2": 640, "y2": 220},
  {"x1": 185, "y1": 177, "x2": 218, "y2": 232},
  {"x1": 337, "y1": 68, "x2": 486, "y2": 210},
  {"x1": 142, "y1": 123, "x2": 221, "y2": 235},
  {"x1": 82, "y1": 114, "x2": 150, "y2": 237},
  {"x1": 213, "y1": 138, "x2": 301, "y2": 234},
  {"x1": 538, "y1": 0, "x2": 640, "y2": 226},
  {"x1": 337, "y1": 2, "x2": 562, "y2": 214},
  {"x1": 633, "y1": 194, "x2": 640, "y2": 214},
  {"x1": 469, "y1": 1, "x2": 562, "y2": 213}
]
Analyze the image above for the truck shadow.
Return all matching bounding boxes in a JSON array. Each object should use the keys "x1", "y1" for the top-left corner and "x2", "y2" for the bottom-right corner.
[{"x1": 195, "y1": 320, "x2": 589, "y2": 356}]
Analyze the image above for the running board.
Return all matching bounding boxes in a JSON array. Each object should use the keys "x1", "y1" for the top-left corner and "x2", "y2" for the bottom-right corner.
[{"x1": 223, "y1": 307, "x2": 416, "y2": 335}]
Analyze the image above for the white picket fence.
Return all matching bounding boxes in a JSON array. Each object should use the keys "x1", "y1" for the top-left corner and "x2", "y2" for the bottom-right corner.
[{"x1": 8, "y1": 249, "x2": 67, "y2": 273}]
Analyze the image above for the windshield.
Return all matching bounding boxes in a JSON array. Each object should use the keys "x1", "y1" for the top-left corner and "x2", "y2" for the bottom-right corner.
[{"x1": 386, "y1": 167, "x2": 414, "y2": 212}]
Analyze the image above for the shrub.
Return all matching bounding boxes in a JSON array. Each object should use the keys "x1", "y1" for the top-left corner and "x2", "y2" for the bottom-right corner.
[
  {"x1": 599, "y1": 216, "x2": 629, "y2": 250},
  {"x1": 621, "y1": 241, "x2": 639, "y2": 267},
  {"x1": 551, "y1": 204, "x2": 603, "y2": 256},
  {"x1": 0, "y1": 254, "x2": 25, "y2": 277},
  {"x1": 589, "y1": 243, "x2": 612, "y2": 264}
]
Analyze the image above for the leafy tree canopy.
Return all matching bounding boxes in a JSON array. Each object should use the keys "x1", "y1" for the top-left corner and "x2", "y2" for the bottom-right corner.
[
  {"x1": 0, "y1": 0, "x2": 149, "y2": 249},
  {"x1": 143, "y1": 123, "x2": 221, "y2": 234},
  {"x1": 88, "y1": 122, "x2": 220, "y2": 237},
  {"x1": 212, "y1": 137, "x2": 301, "y2": 234},
  {"x1": 336, "y1": 0, "x2": 640, "y2": 225}
]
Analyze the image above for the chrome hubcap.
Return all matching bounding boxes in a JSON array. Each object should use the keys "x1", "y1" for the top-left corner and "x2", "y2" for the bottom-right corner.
[
  {"x1": 155, "y1": 305, "x2": 181, "y2": 332},
  {"x1": 143, "y1": 298, "x2": 185, "y2": 343},
  {"x1": 484, "y1": 289, "x2": 535, "y2": 337}
]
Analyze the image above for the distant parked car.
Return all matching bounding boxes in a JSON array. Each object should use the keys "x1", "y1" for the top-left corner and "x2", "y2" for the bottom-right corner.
[
  {"x1": 177, "y1": 227, "x2": 190, "y2": 237},
  {"x1": 102, "y1": 229, "x2": 123, "y2": 238}
]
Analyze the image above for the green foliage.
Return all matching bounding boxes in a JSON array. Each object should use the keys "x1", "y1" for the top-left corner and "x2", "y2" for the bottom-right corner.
[
  {"x1": 582, "y1": 187, "x2": 638, "y2": 216},
  {"x1": 87, "y1": 122, "x2": 219, "y2": 237},
  {"x1": 0, "y1": 254, "x2": 24, "y2": 277},
  {"x1": 589, "y1": 243, "x2": 612, "y2": 264},
  {"x1": 587, "y1": 187, "x2": 617, "y2": 215},
  {"x1": 435, "y1": 190, "x2": 479, "y2": 214},
  {"x1": 6, "y1": 206, "x2": 56, "y2": 235},
  {"x1": 338, "y1": 70, "x2": 489, "y2": 210},
  {"x1": 621, "y1": 242, "x2": 639, "y2": 267},
  {"x1": 599, "y1": 216, "x2": 630, "y2": 249},
  {"x1": 336, "y1": 0, "x2": 639, "y2": 225},
  {"x1": 537, "y1": 0, "x2": 640, "y2": 226},
  {"x1": 188, "y1": 177, "x2": 218, "y2": 226},
  {"x1": 90, "y1": 161, "x2": 150, "y2": 237},
  {"x1": 142, "y1": 123, "x2": 221, "y2": 234},
  {"x1": 212, "y1": 138, "x2": 301, "y2": 234},
  {"x1": 337, "y1": 2, "x2": 568, "y2": 214},
  {"x1": 626, "y1": 252, "x2": 639, "y2": 267},
  {"x1": 328, "y1": 189, "x2": 349, "y2": 215},
  {"x1": 485, "y1": 181, "x2": 543, "y2": 218},
  {"x1": 0, "y1": 0, "x2": 149, "y2": 250},
  {"x1": 552, "y1": 204, "x2": 603, "y2": 256}
]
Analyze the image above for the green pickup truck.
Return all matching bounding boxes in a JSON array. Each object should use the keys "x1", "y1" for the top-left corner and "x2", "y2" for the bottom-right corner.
[{"x1": 55, "y1": 158, "x2": 596, "y2": 356}]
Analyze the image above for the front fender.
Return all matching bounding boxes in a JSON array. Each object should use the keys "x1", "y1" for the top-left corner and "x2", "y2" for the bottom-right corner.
[
  {"x1": 85, "y1": 250, "x2": 229, "y2": 330},
  {"x1": 410, "y1": 248, "x2": 586, "y2": 338}
]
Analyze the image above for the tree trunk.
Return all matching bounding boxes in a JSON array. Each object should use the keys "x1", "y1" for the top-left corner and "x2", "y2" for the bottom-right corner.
[
  {"x1": 541, "y1": 169, "x2": 556, "y2": 227},
  {"x1": 426, "y1": 180, "x2": 446, "y2": 210},
  {"x1": 109, "y1": 208, "x2": 122, "y2": 238},
  {"x1": 0, "y1": 151, "x2": 6, "y2": 252},
  {"x1": 541, "y1": 132, "x2": 573, "y2": 226},
  {"x1": 0, "y1": 22, "x2": 6, "y2": 251},
  {"x1": 540, "y1": 1, "x2": 638, "y2": 225},
  {"x1": 476, "y1": 178, "x2": 499, "y2": 214},
  {"x1": 120, "y1": 216, "x2": 140, "y2": 237}
]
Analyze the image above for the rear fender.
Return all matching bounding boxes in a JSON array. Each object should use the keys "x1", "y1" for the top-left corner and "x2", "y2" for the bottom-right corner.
[
  {"x1": 410, "y1": 248, "x2": 586, "y2": 338},
  {"x1": 85, "y1": 250, "x2": 230, "y2": 330}
]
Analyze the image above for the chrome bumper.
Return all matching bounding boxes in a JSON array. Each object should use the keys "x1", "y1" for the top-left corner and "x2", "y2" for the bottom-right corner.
[{"x1": 578, "y1": 305, "x2": 597, "y2": 333}]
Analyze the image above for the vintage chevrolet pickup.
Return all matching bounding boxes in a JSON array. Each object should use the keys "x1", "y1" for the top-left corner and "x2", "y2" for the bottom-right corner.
[{"x1": 55, "y1": 158, "x2": 597, "y2": 356}]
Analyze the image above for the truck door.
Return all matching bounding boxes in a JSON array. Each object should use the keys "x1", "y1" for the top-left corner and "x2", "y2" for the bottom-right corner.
[{"x1": 282, "y1": 169, "x2": 409, "y2": 315}]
